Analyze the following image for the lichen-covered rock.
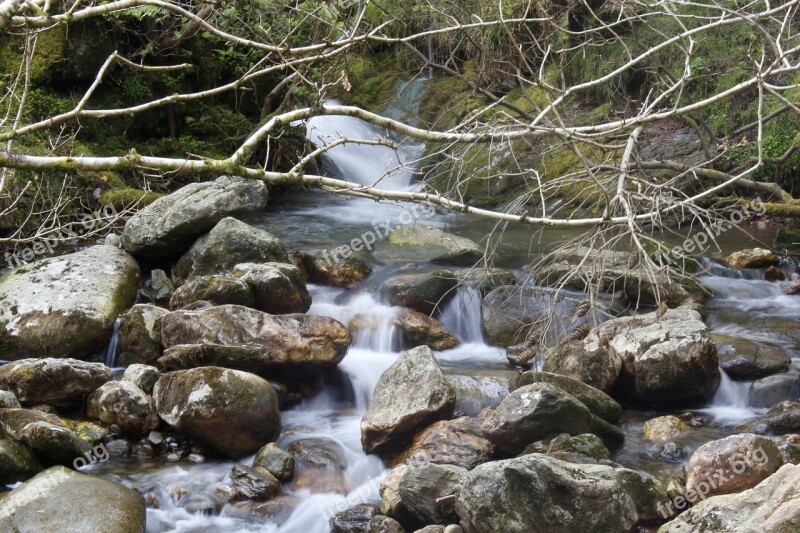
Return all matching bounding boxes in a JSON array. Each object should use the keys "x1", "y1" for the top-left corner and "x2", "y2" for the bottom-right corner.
[
  {"x1": 384, "y1": 270, "x2": 458, "y2": 314},
  {"x1": 253, "y1": 442, "x2": 294, "y2": 481},
  {"x1": 367, "y1": 515, "x2": 406, "y2": 533},
  {"x1": 642, "y1": 416, "x2": 691, "y2": 443},
  {"x1": 0, "y1": 409, "x2": 91, "y2": 467},
  {"x1": 87, "y1": 381, "x2": 160, "y2": 438},
  {"x1": 376, "y1": 225, "x2": 481, "y2": 265},
  {"x1": 152, "y1": 367, "x2": 280, "y2": 458},
  {"x1": 454, "y1": 267, "x2": 515, "y2": 294},
  {"x1": 118, "y1": 304, "x2": 170, "y2": 367},
  {"x1": 455, "y1": 454, "x2": 638, "y2": 533},
  {"x1": 445, "y1": 369, "x2": 519, "y2": 418},
  {"x1": 331, "y1": 503, "x2": 381, "y2": 533},
  {"x1": 121, "y1": 175, "x2": 268, "y2": 258},
  {"x1": 0, "y1": 438, "x2": 42, "y2": 484},
  {"x1": 362, "y1": 346, "x2": 455, "y2": 457},
  {"x1": 229, "y1": 464, "x2": 282, "y2": 501},
  {"x1": 230, "y1": 262, "x2": 311, "y2": 314},
  {"x1": 516, "y1": 371, "x2": 621, "y2": 424},
  {"x1": 169, "y1": 275, "x2": 254, "y2": 309},
  {"x1": 0, "y1": 358, "x2": 110, "y2": 408},
  {"x1": 295, "y1": 249, "x2": 372, "y2": 288},
  {"x1": 740, "y1": 401, "x2": 800, "y2": 435},
  {"x1": 748, "y1": 374, "x2": 800, "y2": 408},
  {"x1": 726, "y1": 248, "x2": 779, "y2": 269},
  {"x1": 173, "y1": 217, "x2": 288, "y2": 282},
  {"x1": 543, "y1": 337, "x2": 622, "y2": 393},
  {"x1": 0, "y1": 466, "x2": 146, "y2": 532},
  {"x1": 0, "y1": 390, "x2": 20, "y2": 408},
  {"x1": 121, "y1": 364, "x2": 160, "y2": 394},
  {"x1": 714, "y1": 334, "x2": 791, "y2": 380},
  {"x1": 397, "y1": 463, "x2": 466, "y2": 524},
  {"x1": 0, "y1": 246, "x2": 140, "y2": 359},
  {"x1": 159, "y1": 305, "x2": 351, "y2": 371},
  {"x1": 522, "y1": 433, "x2": 611, "y2": 462},
  {"x1": 390, "y1": 417, "x2": 494, "y2": 470}
]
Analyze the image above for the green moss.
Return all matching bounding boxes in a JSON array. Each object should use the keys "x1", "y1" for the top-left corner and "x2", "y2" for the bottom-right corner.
[
  {"x1": 99, "y1": 188, "x2": 164, "y2": 210},
  {"x1": 0, "y1": 26, "x2": 66, "y2": 84}
]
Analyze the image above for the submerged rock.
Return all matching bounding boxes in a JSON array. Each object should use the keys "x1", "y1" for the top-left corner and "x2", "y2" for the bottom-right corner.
[
  {"x1": 726, "y1": 247, "x2": 779, "y2": 269},
  {"x1": 0, "y1": 245, "x2": 140, "y2": 359},
  {"x1": 288, "y1": 437, "x2": 348, "y2": 494},
  {"x1": 118, "y1": 304, "x2": 170, "y2": 367},
  {"x1": 642, "y1": 416, "x2": 691, "y2": 443},
  {"x1": 229, "y1": 464, "x2": 282, "y2": 501},
  {"x1": 253, "y1": 442, "x2": 294, "y2": 481},
  {"x1": 362, "y1": 346, "x2": 455, "y2": 457},
  {"x1": 0, "y1": 358, "x2": 110, "y2": 408},
  {"x1": 376, "y1": 224, "x2": 482, "y2": 265},
  {"x1": 153, "y1": 367, "x2": 280, "y2": 458},
  {"x1": 393, "y1": 309, "x2": 460, "y2": 351},
  {"x1": 169, "y1": 275, "x2": 254, "y2": 310},
  {"x1": 121, "y1": 175, "x2": 268, "y2": 258},
  {"x1": 87, "y1": 381, "x2": 160, "y2": 438},
  {"x1": 230, "y1": 262, "x2": 311, "y2": 314},
  {"x1": 384, "y1": 270, "x2": 458, "y2": 314},
  {"x1": 714, "y1": 334, "x2": 791, "y2": 380}
]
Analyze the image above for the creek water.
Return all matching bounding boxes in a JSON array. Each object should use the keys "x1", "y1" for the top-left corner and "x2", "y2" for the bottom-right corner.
[{"x1": 85, "y1": 80, "x2": 800, "y2": 532}]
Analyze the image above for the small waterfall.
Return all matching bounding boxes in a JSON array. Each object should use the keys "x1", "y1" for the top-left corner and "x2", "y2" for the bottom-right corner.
[
  {"x1": 439, "y1": 285, "x2": 484, "y2": 343},
  {"x1": 699, "y1": 369, "x2": 758, "y2": 423},
  {"x1": 104, "y1": 317, "x2": 122, "y2": 368}
]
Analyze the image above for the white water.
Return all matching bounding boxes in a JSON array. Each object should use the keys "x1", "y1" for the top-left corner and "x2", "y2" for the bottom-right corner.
[
  {"x1": 104, "y1": 317, "x2": 122, "y2": 368},
  {"x1": 698, "y1": 369, "x2": 761, "y2": 423},
  {"x1": 440, "y1": 285, "x2": 484, "y2": 344}
]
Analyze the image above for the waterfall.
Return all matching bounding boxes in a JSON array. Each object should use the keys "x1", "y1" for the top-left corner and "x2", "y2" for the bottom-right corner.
[
  {"x1": 699, "y1": 369, "x2": 759, "y2": 423},
  {"x1": 439, "y1": 285, "x2": 484, "y2": 343},
  {"x1": 103, "y1": 317, "x2": 122, "y2": 368}
]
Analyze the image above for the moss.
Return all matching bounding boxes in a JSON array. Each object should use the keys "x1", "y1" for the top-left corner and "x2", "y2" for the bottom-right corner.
[
  {"x1": 99, "y1": 188, "x2": 163, "y2": 210},
  {"x1": 0, "y1": 26, "x2": 66, "y2": 84}
]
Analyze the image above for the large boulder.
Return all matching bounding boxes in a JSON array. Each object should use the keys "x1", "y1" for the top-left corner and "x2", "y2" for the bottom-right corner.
[
  {"x1": 748, "y1": 374, "x2": 800, "y2": 408},
  {"x1": 87, "y1": 381, "x2": 160, "y2": 437},
  {"x1": 659, "y1": 463, "x2": 800, "y2": 532},
  {"x1": 362, "y1": 346, "x2": 456, "y2": 457},
  {"x1": 169, "y1": 275, "x2": 254, "y2": 310},
  {"x1": 121, "y1": 175, "x2": 268, "y2": 257},
  {"x1": 376, "y1": 225, "x2": 481, "y2": 265},
  {"x1": 0, "y1": 409, "x2": 91, "y2": 467},
  {"x1": 0, "y1": 466, "x2": 146, "y2": 532},
  {"x1": 121, "y1": 364, "x2": 160, "y2": 394},
  {"x1": 455, "y1": 454, "x2": 638, "y2": 533},
  {"x1": 173, "y1": 217, "x2": 288, "y2": 282},
  {"x1": 390, "y1": 417, "x2": 494, "y2": 470},
  {"x1": 726, "y1": 248, "x2": 779, "y2": 269},
  {"x1": 714, "y1": 334, "x2": 791, "y2": 380},
  {"x1": 153, "y1": 367, "x2": 280, "y2": 458},
  {"x1": 0, "y1": 358, "x2": 110, "y2": 408},
  {"x1": 0, "y1": 438, "x2": 42, "y2": 484},
  {"x1": 516, "y1": 371, "x2": 622, "y2": 424},
  {"x1": 384, "y1": 270, "x2": 458, "y2": 314},
  {"x1": 740, "y1": 401, "x2": 800, "y2": 435},
  {"x1": 397, "y1": 463, "x2": 467, "y2": 524},
  {"x1": 543, "y1": 337, "x2": 622, "y2": 393},
  {"x1": 159, "y1": 305, "x2": 350, "y2": 371},
  {"x1": 230, "y1": 262, "x2": 311, "y2": 314},
  {"x1": 0, "y1": 246, "x2": 140, "y2": 359},
  {"x1": 118, "y1": 304, "x2": 170, "y2": 367}
]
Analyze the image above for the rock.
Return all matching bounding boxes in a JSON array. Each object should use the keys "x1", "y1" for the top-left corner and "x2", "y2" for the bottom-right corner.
[
  {"x1": 397, "y1": 463, "x2": 466, "y2": 524},
  {"x1": 535, "y1": 246, "x2": 703, "y2": 306},
  {"x1": 121, "y1": 364, "x2": 160, "y2": 394},
  {"x1": 740, "y1": 401, "x2": 800, "y2": 434},
  {"x1": 415, "y1": 526, "x2": 445, "y2": 533},
  {"x1": 764, "y1": 265, "x2": 786, "y2": 281},
  {"x1": 229, "y1": 464, "x2": 281, "y2": 501},
  {"x1": 0, "y1": 246, "x2": 140, "y2": 359},
  {"x1": 0, "y1": 438, "x2": 42, "y2": 484},
  {"x1": 785, "y1": 278, "x2": 800, "y2": 295},
  {"x1": 153, "y1": 367, "x2": 280, "y2": 458},
  {"x1": 87, "y1": 381, "x2": 160, "y2": 438},
  {"x1": 543, "y1": 337, "x2": 622, "y2": 393},
  {"x1": 253, "y1": 442, "x2": 294, "y2": 481},
  {"x1": 227, "y1": 494, "x2": 300, "y2": 522},
  {"x1": 456, "y1": 454, "x2": 638, "y2": 533},
  {"x1": 659, "y1": 463, "x2": 800, "y2": 532},
  {"x1": 393, "y1": 309, "x2": 460, "y2": 351},
  {"x1": 288, "y1": 437, "x2": 348, "y2": 494},
  {"x1": 749, "y1": 374, "x2": 800, "y2": 408},
  {"x1": 480, "y1": 383, "x2": 594, "y2": 454},
  {"x1": 376, "y1": 225, "x2": 481, "y2": 265},
  {"x1": 445, "y1": 369, "x2": 519, "y2": 418},
  {"x1": 362, "y1": 346, "x2": 456, "y2": 457},
  {"x1": 169, "y1": 275, "x2": 254, "y2": 309},
  {"x1": 0, "y1": 466, "x2": 146, "y2": 532},
  {"x1": 331, "y1": 503, "x2": 381, "y2": 533},
  {"x1": 230, "y1": 262, "x2": 311, "y2": 314},
  {"x1": 380, "y1": 465, "x2": 411, "y2": 521},
  {"x1": 642, "y1": 416, "x2": 691, "y2": 443},
  {"x1": 454, "y1": 268, "x2": 515, "y2": 295},
  {"x1": 481, "y1": 285, "x2": 603, "y2": 347},
  {"x1": 159, "y1": 343, "x2": 270, "y2": 374},
  {"x1": 0, "y1": 358, "x2": 110, "y2": 408},
  {"x1": 121, "y1": 175, "x2": 269, "y2": 257},
  {"x1": 0, "y1": 390, "x2": 20, "y2": 408},
  {"x1": 159, "y1": 305, "x2": 351, "y2": 371},
  {"x1": 0, "y1": 409, "x2": 90, "y2": 467},
  {"x1": 173, "y1": 217, "x2": 288, "y2": 281},
  {"x1": 118, "y1": 304, "x2": 170, "y2": 367},
  {"x1": 713, "y1": 334, "x2": 791, "y2": 379},
  {"x1": 384, "y1": 270, "x2": 458, "y2": 314},
  {"x1": 522, "y1": 433, "x2": 610, "y2": 462},
  {"x1": 367, "y1": 515, "x2": 406, "y2": 533},
  {"x1": 772, "y1": 434, "x2": 800, "y2": 464},
  {"x1": 685, "y1": 433, "x2": 783, "y2": 498},
  {"x1": 295, "y1": 249, "x2": 372, "y2": 288},
  {"x1": 516, "y1": 371, "x2": 621, "y2": 423},
  {"x1": 390, "y1": 417, "x2": 494, "y2": 470},
  {"x1": 726, "y1": 248, "x2": 779, "y2": 269},
  {"x1": 144, "y1": 269, "x2": 174, "y2": 303}
]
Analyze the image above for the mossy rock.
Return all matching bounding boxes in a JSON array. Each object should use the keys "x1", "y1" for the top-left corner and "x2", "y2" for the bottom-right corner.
[
  {"x1": 0, "y1": 26, "x2": 66, "y2": 84},
  {"x1": 100, "y1": 188, "x2": 164, "y2": 210}
]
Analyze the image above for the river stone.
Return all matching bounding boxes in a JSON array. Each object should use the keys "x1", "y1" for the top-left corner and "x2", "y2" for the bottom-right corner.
[
  {"x1": 740, "y1": 400, "x2": 800, "y2": 434},
  {"x1": 153, "y1": 367, "x2": 280, "y2": 458},
  {"x1": 87, "y1": 381, "x2": 160, "y2": 438},
  {"x1": 118, "y1": 304, "x2": 170, "y2": 367},
  {"x1": 0, "y1": 465, "x2": 146, "y2": 532},
  {"x1": 642, "y1": 416, "x2": 691, "y2": 443},
  {"x1": 144, "y1": 269, "x2": 174, "y2": 303},
  {"x1": 159, "y1": 305, "x2": 351, "y2": 371},
  {"x1": 295, "y1": 249, "x2": 372, "y2": 288},
  {"x1": 253, "y1": 442, "x2": 294, "y2": 481},
  {"x1": 173, "y1": 217, "x2": 288, "y2": 282},
  {"x1": 0, "y1": 358, "x2": 110, "y2": 408},
  {"x1": 0, "y1": 409, "x2": 91, "y2": 467},
  {"x1": 445, "y1": 369, "x2": 519, "y2": 418},
  {"x1": 686, "y1": 433, "x2": 783, "y2": 498},
  {"x1": 772, "y1": 434, "x2": 800, "y2": 465},
  {"x1": 0, "y1": 245, "x2": 140, "y2": 359},
  {"x1": 522, "y1": 433, "x2": 610, "y2": 462},
  {"x1": 230, "y1": 262, "x2": 311, "y2": 314},
  {"x1": 380, "y1": 465, "x2": 411, "y2": 521},
  {"x1": 121, "y1": 175, "x2": 268, "y2": 257},
  {"x1": 376, "y1": 224, "x2": 481, "y2": 265},
  {"x1": 455, "y1": 454, "x2": 638, "y2": 533},
  {"x1": 516, "y1": 371, "x2": 622, "y2": 423},
  {"x1": 384, "y1": 270, "x2": 458, "y2": 314},
  {"x1": 748, "y1": 374, "x2": 800, "y2": 408},
  {"x1": 169, "y1": 275, "x2": 254, "y2": 309},
  {"x1": 367, "y1": 515, "x2": 406, "y2": 533},
  {"x1": 713, "y1": 334, "x2": 791, "y2": 379},
  {"x1": 230, "y1": 464, "x2": 282, "y2": 501},
  {"x1": 390, "y1": 417, "x2": 494, "y2": 470},
  {"x1": 393, "y1": 309, "x2": 460, "y2": 351},
  {"x1": 481, "y1": 285, "x2": 602, "y2": 347},
  {"x1": 0, "y1": 438, "x2": 42, "y2": 484},
  {"x1": 159, "y1": 343, "x2": 271, "y2": 374},
  {"x1": 397, "y1": 463, "x2": 466, "y2": 524},
  {"x1": 543, "y1": 336, "x2": 622, "y2": 393},
  {"x1": 362, "y1": 346, "x2": 456, "y2": 457},
  {"x1": 0, "y1": 390, "x2": 20, "y2": 408},
  {"x1": 480, "y1": 382, "x2": 594, "y2": 454},
  {"x1": 454, "y1": 267, "x2": 515, "y2": 294},
  {"x1": 659, "y1": 463, "x2": 800, "y2": 532},
  {"x1": 122, "y1": 364, "x2": 160, "y2": 394},
  {"x1": 726, "y1": 248, "x2": 779, "y2": 269},
  {"x1": 331, "y1": 503, "x2": 381, "y2": 533},
  {"x1": 288, "y1": 438, "x2": 348, "y2": 494}
]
